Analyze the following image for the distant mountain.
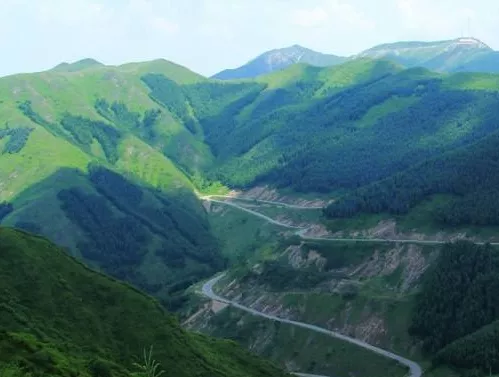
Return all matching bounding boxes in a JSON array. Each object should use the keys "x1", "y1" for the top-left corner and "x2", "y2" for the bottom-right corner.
[
  {"x1": 213, "y1": 45, "x2": 346, "y2": 80},
  {"x1": 356, "y1": 38, "x2": 499, "y2": 73}
]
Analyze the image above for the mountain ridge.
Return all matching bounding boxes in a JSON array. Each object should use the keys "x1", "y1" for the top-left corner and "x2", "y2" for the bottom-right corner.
[
  {"x1": 213, "y1": 37, "x2": 499, "y2": 79},
  {"x1": 212, "y1": 44, "x2": 346, "y2": 80}
]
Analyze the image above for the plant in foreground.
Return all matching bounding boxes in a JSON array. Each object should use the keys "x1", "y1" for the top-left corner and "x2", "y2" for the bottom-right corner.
[{"x1": 133, "y1": 346, "x2": 165, "y2": 377}]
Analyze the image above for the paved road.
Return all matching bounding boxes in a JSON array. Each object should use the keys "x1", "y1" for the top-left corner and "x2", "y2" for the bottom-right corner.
[
  {"x1": 202, "y1": 274, "x2": 422, "y2": 377},
  {"x1": 207, "y1": 199, "x2": 303, "y2": 229},
  {"x1": 204, "y1": 197, "x2": 499, "y2": 246},
  {"x1": 203, "y1": 194, "x2": 324, "y2": 209}
]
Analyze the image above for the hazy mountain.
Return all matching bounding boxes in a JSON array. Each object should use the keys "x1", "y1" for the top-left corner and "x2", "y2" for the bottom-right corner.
[
  {"x1": 356, "y1": 37, "x2": 499, "y2": 72},
  {"x1": 212, "y1": 45, "x2": 346, "y2": 80}
]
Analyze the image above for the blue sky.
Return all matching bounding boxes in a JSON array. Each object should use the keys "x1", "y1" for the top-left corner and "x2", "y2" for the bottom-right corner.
[{"x1": 1, "y1": 0, "x2": 498, "y2": 77}]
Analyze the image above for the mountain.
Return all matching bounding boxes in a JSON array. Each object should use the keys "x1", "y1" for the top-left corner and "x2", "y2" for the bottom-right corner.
[
  {"x1": 357, "y1": 37, "x2": 499, "y2": 73},
  {"x1": 4, "y1": 56, "x2": 499, "y2": 270},
  {"x1": 0, "y1": 227, "x2": 288, "y2": 377},
  {"x1": 212, "y1": 45, "x2": 346, "y2": 80},
  {"x1": 51, "y1": 58, "x2": 104, "y2": 72},
  {"x1": 194, "y1": 61, "x2": 499, "y2": 197},
  {"x1": 0, "y1": 58, "x2": 219, "y2": 310}
]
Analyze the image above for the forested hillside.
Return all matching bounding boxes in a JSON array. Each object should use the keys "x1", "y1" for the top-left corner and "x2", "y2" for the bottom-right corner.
[
  {"x1": 324, "y1": 128, "x2": 499, "y2": 227},
  {"x1": 0, "y1": 227, "x2": 288, "y2": 377},
  {"x1": 410, "y1": 241, "x2": 499, "y2": 375},
  {"x1": 3, "y1": 54, "x2": 499, "y2": 309},
  {"x1": 0, "y1": 59, "x2": 223, "y2": 309},
  {"x1": 138, "y1": 58, "x2": 499, "y2": 200}
]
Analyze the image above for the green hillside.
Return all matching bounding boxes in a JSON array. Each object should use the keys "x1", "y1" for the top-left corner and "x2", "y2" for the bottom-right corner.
[
  {"x1": 3, "y1": 54, "x2": 499, "y2": 311},
  {"x1": 411, "y1": 242, "x2": 499, "y2": 375},
  {"x1": 324, "y1": 127, "x2": 499, "y2": 228},
  {"x1": 190, "y1": 61, "x2": 499, "y2": 196},
  {"x1": 0, "y1": 59, "x2": 221, "y2": 309},
  {"x1": 0, "y1": 227, "x2": 288, "y2": 377}
]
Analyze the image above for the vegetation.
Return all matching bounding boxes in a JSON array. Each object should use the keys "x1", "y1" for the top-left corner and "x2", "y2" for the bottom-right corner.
[
  {"x1": 204, "y1": 306, "x2": 407, "y2": 377},
  {"x1": 411, "y1": 241, "x2": 499, "y2": 375},
  {"x1": 0, "y1": 127, "x2": 33, "y2": 154},
  {"x1": 0, "y1": 227, "x2": 289, "y2": 377},
  {"x1": 325, "y1": 131, "x2": 499, "y2": 227},
  {"x1": 95, "y1": 98, "x2": 162, "y2": 140},
  {"x1": 0, "y1": 202, "x2": 13, "y2": 222},
  {"x1": 60, "y1": 115, "x2": 122, "y2": 163},
  {"x1": 36, "y1": 166, "x2": 224, "y2": 310}
]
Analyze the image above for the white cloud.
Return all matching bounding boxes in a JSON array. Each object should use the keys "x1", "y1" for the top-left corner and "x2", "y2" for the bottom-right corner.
[
  {"x1": 291, "y1": 7, "x2": 329, "y2": 27},
  {"x1": 327, "y1": 0, "x2": 375, "y2": 30},
  {"x1": 290, "y1": 1, "x2": 375, "y2": 31},
  {"x1": 151, "y1": 17, "x2": 179, "y2": 34},
  {"x1": 395, "y1": 0, "x2": 481, "y2": 38}
]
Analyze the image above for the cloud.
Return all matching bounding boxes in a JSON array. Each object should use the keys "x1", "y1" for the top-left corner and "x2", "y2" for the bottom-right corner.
[
  {"x1": 290, "y1": 1, "x2": 375, "y2": 31},
  {"x1": 395, "y1": 0, "x2": 479, "y2": 38},
  {"x1": 150, "y1": 17, "x2": 179, "y2": 34},
  {"x1": 291, "y1": 7, "x2": 329, "y2": 27}
]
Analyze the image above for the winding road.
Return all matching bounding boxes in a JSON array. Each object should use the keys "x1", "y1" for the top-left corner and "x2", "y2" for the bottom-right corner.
[
  {"x1": 207, "y1": 198, "x2": 303, "y2": 229},
  {"x1": 202, "y1": 274, "x2": 422, "y2": 377},
  {"x1": 203, "y1": 194, "x2": 324, "y2": 209},
  {"x1": 203, "y1": 196, "x2": 499, "y2": 246}
]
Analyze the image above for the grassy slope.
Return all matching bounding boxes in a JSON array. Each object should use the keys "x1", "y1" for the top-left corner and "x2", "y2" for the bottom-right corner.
[
  {"x1": 0, "y1": 227, "x2": 288, "y2": 377},
  {"x1": 0, "y1": 60, "x2": 224, "y2": 307},
  {"x1": 0, "y1": 59, "x2": 201, "y2": 197},
  {"x1": 206, "y1": 201, "x2": 284, "y2": 263},
  {"x1": 206, "y1": 307, "x2": 406, "y2": 377}
]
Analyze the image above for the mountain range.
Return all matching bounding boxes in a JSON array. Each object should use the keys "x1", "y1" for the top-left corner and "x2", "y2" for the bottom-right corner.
[
  {"x1": 2, "y1": 50, "x2": 499, "y2": 303},
  {"x1": 3, "y1": 35, "x2": 499, "y2": 377},
  {"x1": 212, "y1": 37, "x2": 499, "y2": 79}
]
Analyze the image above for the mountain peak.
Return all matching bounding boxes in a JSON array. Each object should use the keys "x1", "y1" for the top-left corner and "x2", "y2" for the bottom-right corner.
[
  {"x1": 213, "y1": 45, "x2": 346, "y2": 80},
  {"x1": 51, "y1": 58, "x2": 104, "y2": 72},
  {"x1": 357, "y1": 37, "x2": 496, "y2": 72},
  {"x1": 452, "y1": 37, "x2": 491, "y2": 50}
]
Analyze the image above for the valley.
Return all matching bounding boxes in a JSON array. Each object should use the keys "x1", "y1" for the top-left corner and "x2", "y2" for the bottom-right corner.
[
  {"x1": 187, "y1": 194, "x2": 499, "y2": 377},
  {"x1": 3, "y1": 34, "x2": 499, "y2": 377},
  {"x1": 201, "y1": 274, "x2": 420, "y2": 377}
]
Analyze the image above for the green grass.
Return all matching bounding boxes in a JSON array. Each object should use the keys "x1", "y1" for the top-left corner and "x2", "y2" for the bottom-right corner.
[
  {"x1": 233, "y1": 202, "x2": 323, "y2": 226},
  {"x1": 207, "y1": 202, "x2": 282, "y2": 263},
  {"x1": 0, "y1": 227, "x2": 289, "y2": 377},
  {"x1": 444, "y1": 72, "x2": 499, "y2": 91},
  {"x1": 0, "y1": 228, "x2": 290, "y2": 377},
  {"x1": 323, "y1": 212, "x2": 389, "y2": 235},
  {"x1": 0, "y1": 126, "x2": 91, "y2": 202},
  {"x1": 205, "y1": 307, "x2": 407, "y2": 377},
  {"x1": 358, "y1": 95, "x2": 418, "y2": 127},
  {"x1": 0, "y1": 61, "x2": 222, "y2": 309},
  {"x1": 115, "y1": 135, "x2": 193, "y2": 193}
]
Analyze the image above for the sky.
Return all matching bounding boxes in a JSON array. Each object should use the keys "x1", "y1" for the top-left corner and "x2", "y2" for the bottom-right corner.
[{"x1": 1, "y1": 0, "x2": 498, "y2": 77}]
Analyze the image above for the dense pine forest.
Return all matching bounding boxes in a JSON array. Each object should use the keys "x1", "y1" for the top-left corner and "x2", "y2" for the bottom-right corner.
[{"x1": 411, "y1": 242, "x2": 499, "y2": 374}]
